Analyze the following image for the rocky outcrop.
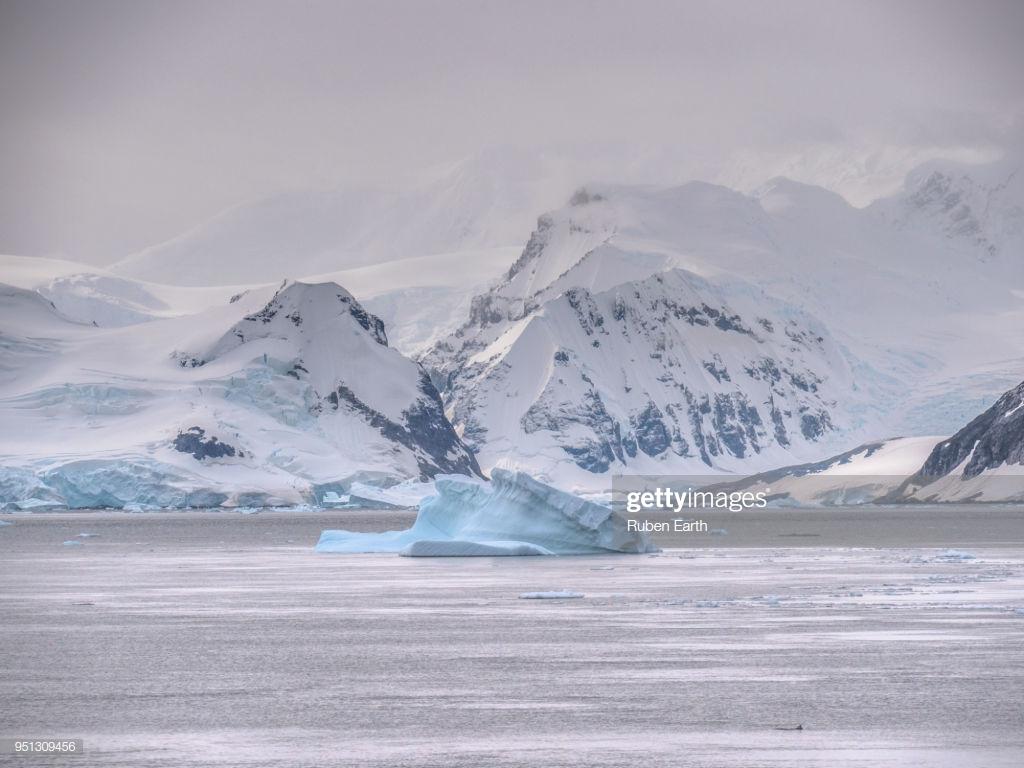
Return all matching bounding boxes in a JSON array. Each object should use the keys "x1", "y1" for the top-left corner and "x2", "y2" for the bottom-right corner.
[{"x1": 913, "y1": 380, "x2": 1024, "y2": 481}]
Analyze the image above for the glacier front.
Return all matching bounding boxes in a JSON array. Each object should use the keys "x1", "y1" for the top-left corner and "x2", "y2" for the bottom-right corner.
[{"x1": 315, "y1": 469, "x2": 657, "y2": 556}]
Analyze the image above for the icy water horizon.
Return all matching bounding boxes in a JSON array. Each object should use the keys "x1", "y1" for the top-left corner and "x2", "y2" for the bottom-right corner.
[{"x1": 2, "y1": 508, "x2": 1023, "y2": 766}]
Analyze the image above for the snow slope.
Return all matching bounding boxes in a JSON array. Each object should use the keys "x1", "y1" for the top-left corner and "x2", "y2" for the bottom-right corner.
[
  {"x1": 0, "y1": 279, "x2": 479, "y2": 509},
  {"x1": 424, "y1": 162, "x2": 1023, "y2": 490},
  {"x1": 711, "y1": 436, "x2": 945, "y2": 506}
]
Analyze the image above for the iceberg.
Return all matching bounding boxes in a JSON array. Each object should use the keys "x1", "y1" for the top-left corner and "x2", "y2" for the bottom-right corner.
[{"x1": 315, "y1": 469, "x2": 657, "y2": 556}]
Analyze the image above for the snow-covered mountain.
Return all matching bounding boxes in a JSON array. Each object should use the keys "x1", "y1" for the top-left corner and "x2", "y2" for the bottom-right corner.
[
  {"x1": 422, "y1": 188, "x2": 875, "y2": 488},
  {"x1": 423, "y1": 161, "x2": 1023, "y2": 490},
  {"x1": 869, "y1": 158, "x2": 1023, "y2": 270},
  {"x1": 429, "y1": 266, "x2": 871, "y2": 489},
  {"x1": 2, "y1": 156, "x2": 1021, "y2": 503},
  {"x1": 0, "y1": 278, "x2": 479, "y2": 509},
  {"x1": 892, "y1": 379, "x2": 1024, "y2": 503}
]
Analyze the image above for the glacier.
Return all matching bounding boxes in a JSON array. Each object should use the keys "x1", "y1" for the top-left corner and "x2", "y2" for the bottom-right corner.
[
  {"x1": 315, "y1": 469, "x2": 657, "y2": 556},
  {"x1": 0, "y1": 276, "x2": 480, "y2": 509}
]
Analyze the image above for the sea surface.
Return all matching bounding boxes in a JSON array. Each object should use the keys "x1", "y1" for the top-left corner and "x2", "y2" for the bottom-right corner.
[{"x1": 1, "y1": 507, "x2": 1023, "y2": 767}]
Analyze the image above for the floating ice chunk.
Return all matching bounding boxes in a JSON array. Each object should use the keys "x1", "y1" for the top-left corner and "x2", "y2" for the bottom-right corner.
[
  {"x1": 61, "y1": 540, "x2": 82, "y2": 547},
  {"x1": 77, "y1": 532, "x2": 99, "y2": 538},
  {"x1": 400, "y1": 540, "x2": 552, "y2": 557},
  {"x1": 710, "y1": 528, "x2": 728, "y2": 536},
  {"x1": 519, "y1": 591, "x2": 584, "y2": 599},
  {"x1": 936, "y1": 549, "x2": 977, "y2": 561},
  {"x1": 316, "y1": 469, "x2": 656, "y2": 556},
  {"x1": 0, "y1": 519, "x2": 12, "y2": 527}
]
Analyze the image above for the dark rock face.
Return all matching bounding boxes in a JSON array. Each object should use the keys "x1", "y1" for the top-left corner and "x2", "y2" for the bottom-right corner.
[
  {"x1": 800, "y1": 411, "x2": 832, "y2": 440},
  {"x1": 916, "y1": 380, "x2": 1024, "y2": 479},
  {"x1": 326, "y1": 372, "x2": 481, "y2": 480},
  {"x1": 345, "y1": 300, "x2": 387, "y2": 346},
  {"x1": 632, "y1": 403, "x2": 672, "y2": 457},
  {"x1": 506, "y1": 214, "x2": 555, "y2": 282},
  {"x1": 703, "y1": 356, "x2": 731, "y2": 383},
  {"x1": 523, "y1": 386, "x2": 624, "y2": 473},
  {"x1": 566, "y1": 288, "x2": 607, "y2": 336},
  {"x1": 173, "y1": 427, "x2": 238, "y2": 460},
  {"x1": 569, "y1": 187, "x2": 604, "y2": 206},
  {"x1": 173, "y1": 353, "x2": 205, "y2": 368}
]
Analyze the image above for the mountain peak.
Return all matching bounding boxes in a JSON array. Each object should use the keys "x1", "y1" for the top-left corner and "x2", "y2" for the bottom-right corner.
[
  {"x1": 230, "y1": 279, "x2": 388, "y2": 348},
  {"x1": 871, "y1": 157, "x2": 1024, "y2": 260}
]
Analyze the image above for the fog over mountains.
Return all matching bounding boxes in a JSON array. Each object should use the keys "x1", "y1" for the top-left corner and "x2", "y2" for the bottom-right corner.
[{"x1": 1, "y1": 153, "x2": 1022, "y2": 503}]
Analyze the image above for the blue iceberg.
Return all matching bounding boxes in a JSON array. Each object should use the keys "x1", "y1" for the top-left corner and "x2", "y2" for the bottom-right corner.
[{"x1": 315, "y1": 469, "x2": 656, "y2": 556}]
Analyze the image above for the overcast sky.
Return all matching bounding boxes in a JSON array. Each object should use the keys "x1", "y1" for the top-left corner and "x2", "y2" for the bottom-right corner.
[{"x1": 1, "y1": 0, "x2": 1022, "y2": 264}]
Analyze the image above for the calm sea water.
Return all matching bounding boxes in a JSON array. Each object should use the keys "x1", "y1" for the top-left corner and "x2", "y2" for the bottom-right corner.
[{"x1": 1, "y1": 508, "x2": 1023, "y2": 767}]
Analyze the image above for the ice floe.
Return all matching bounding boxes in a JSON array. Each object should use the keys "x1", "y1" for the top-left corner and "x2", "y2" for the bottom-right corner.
[
  {"x1": 519, "y1": 591, "x2": 584, "y2": 599},
  {"x1": 935, "y1": 549, "x2": 977, "y2": 562}
]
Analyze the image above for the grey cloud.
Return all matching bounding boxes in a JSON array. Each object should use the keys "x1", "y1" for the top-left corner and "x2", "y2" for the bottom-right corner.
[{"x1": 1, "y1": 0, "x2": 1021, "y2": 263}]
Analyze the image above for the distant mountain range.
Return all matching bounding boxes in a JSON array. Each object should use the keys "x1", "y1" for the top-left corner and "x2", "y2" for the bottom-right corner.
[{"x1": 1, "y1": 155, "x2": 1021, "y2": 505}]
